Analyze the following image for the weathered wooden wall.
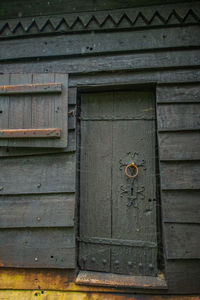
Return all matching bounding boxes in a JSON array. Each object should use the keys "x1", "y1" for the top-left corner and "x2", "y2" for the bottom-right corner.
[{"x1": 0, "y1": 0, "x2": 199, "y2": 295}]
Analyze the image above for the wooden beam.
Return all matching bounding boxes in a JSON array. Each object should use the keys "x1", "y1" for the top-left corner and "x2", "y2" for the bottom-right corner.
[
  {"x1": 0, "y1": 128, "x2": 61, "y2": 138},
  {"x1": 0, "y1": 26, "x2": 199, "y2": 61},
  {"x1": 0, "y1": 49, "x2": 199, "y2": 75},
  {"x1": 78, "y1": 237, "x2": 157, "y2": 248},
  {"x1": 157, "y1": 83, "x2": 200, "y2": 103},
  {"x1": 0, "y1": 0, "x2": 194, "y2": 20},
  {"x1": 76, "y1": 271, "x2": 167, "y2": 289},
  {"x1": 0, "y1": 83, "x2": 62, "y2": 95}
]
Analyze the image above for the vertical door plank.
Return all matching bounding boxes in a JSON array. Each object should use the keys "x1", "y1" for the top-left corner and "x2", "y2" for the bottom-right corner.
[
  {"x1": 111, "y1": 91, "x2": 157, "y2": 275},
  {"x1": 112, "y1": 91, "x2": 156, "y2": 241},
  {"x1": 80, "y1": 92, "x2": 114, "y2": 239},
  {"x1": 79, "y1": 92, "x2": 113, "y2": 271}
]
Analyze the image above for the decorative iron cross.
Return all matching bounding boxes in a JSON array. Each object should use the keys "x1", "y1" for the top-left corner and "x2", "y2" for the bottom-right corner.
[
  {"x1": 119, "y1": 152, "x2": 145, "y2": 207},
  {"x1": 119, "y1": 152, "x2": 145, "y2": 171}
]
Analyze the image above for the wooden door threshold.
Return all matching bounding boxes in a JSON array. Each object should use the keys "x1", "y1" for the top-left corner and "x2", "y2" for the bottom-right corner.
[{"x1": 76, "y1": 271, "x2": 168, "y2": 290}]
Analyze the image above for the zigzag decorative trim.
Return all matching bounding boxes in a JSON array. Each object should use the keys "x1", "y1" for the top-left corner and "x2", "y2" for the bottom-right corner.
[{"x1": 0, "y1": 2, "x2": 199, "y2": 38}]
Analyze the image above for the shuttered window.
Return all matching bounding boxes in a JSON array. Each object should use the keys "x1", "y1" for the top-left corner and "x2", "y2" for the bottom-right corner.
[{"x1": 0, "y1": 73, "x2": 68, "y2": 148}]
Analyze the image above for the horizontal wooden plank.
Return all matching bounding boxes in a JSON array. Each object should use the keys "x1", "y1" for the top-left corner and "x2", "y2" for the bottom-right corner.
[
  {"x1": 164, "y1": 223, "x2": 200, "y2": 259},
  {"x1": 78, "y1": 237, "x2": 156, "y2": 248},
  {"x1": 0, "y1": 83, "x2": 62, "y2": 95},
  {"x1": 157, "y1": 83, "x2": 200, "y2": 103},
  {"x1": 0, "y1": 26, "x2": 199, "y2": 61},
  {"x1": 1, "y1": 49, "x2": 199, "y2": 75},
  {"x1": 0, "y1": 0, "x2": 195, "y2": 20},
  {"x1": 70, "y1": 69, "x2": 200, "y2": 87},
  {"x1": 162, "y1": 190, "x2": 200, "y2": 223},
  {"x1": 159, "y1": 131, "x2": 200, "y2": 160},
  {"x1": 0, "y1": 128, "x2": 61, "y2": 138},
  {"x1": 0, "y1": 153, "x2": 75, "y2": 194},
  {"x1": 0, "y1": 228, "x2": 75, "y2": 268},
  {"x1": 166, "y1": 260, "x2": 200, "y2": 294},
  {"x1": 160, "y1": 161, "x2": 200, "y2": 190},
  {"x1": 0, "y1": 194, "x2": 75, "y2": 228},
  {"x1": 157, "y1": 103, "x2": 200, "y2": 131},
  {"x1": 76, "y1": 271, "x2": 167, "y2": 289},
  {"x1": 0, "y1": 129, "x2": 76, "y2": 157}
]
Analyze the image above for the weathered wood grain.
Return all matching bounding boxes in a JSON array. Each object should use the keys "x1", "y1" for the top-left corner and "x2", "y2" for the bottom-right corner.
[
  {"x1": 0, "y1": 228, "x2": 75, "y2": 268},
  {"x1": 0, "y1": 83, "x2": 62, "y2": 95},
  {"x1": 166, "y1": 260, "x2": 200, "y2": 294},
  {"x1": 80, "y1": 93, "x2": 112, "y2": 239},
  {"x1": 0, "y1": 0, "x2": 194, "y2": 20},
  {"x1": 76, "y1": 270, "x2": 167, "y2": 289},
  {"x1": 158, "y1": 131, "x2": 200, "y2": 160},
  {"x1": 0, "y1": 194, "x2": 75, "y2": 228},
  {"x1": 0, "y1": 129, "x2": 76, "y2": 157},
  {"x1": 0, "y1": 26, "x2": 199, "y2": 61},
  {"x1": 79, "y1": 91, "x2": 158, "y2": 276},
  {"x1": 68, "y1": 105, "x2": 76, "y2": 130},
  {"x1": 1, "y1": 49, "x2": 199, "y2": 74},
  {"x1": 0, "y1": 86, "x2": 76, "y2": 156},
  {"x1": 157, "y1": 103, "x2": 200, "y2": 131},
  {"x1": 164, "y1": 223, "x2": 200, "y2": 259},
  {"x1": 0, "y1": 74, "x2": 9, "y2": 133},
  {"x1": 68, "y1": 88, "x2": 77, "y2": 105},
  {"x1": 160, "y1": 161, "x2": 200, "y2": 190},
  {"x1": 162, "y1": 190, "x2": 200, "y2": 223},
  {"x1": 0, "y1": 73, "x2": 69, "y2": 148},
  {"x1": 0, "y1": 128, "x2": 61, "y2": 138},
  {"x1": 0, "y1": 153, "x2": 75, "y2": 195},
  {"x1": 0, "y1": 266, "x2": 199, "y2": 294},
  {"x1": 157, "y1": 83, "x2": 200, "y2": 103},
  {"x1": 70, "y1": 69, "x2": 200, "y2": 87},
  {"x1": 3, "y1": 74, "x2": 32, "y2": 148}
]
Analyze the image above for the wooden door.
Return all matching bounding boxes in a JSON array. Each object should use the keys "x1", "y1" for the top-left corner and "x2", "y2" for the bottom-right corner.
[{"x1": 78, "y1": 90, "x2": 158, "y2": 276}]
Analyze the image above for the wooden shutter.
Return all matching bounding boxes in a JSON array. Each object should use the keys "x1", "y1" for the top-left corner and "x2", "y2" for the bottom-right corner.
[{"x1": 0, "y1": 73, "x2": 68, "y2": 148}]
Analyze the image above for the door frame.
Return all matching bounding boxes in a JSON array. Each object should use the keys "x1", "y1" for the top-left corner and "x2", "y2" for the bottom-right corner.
[{"x1": 75, "y1": 83, "x2": 165, "y2": 289}]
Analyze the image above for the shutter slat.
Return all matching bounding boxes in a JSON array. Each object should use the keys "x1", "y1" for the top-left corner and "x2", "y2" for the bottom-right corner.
[
  {"x1": 0, "y1": 83, "x2": 62, "y2": 95},
  {"x1": 0, "y1": 128, "x2": 61, "y2": 138}
]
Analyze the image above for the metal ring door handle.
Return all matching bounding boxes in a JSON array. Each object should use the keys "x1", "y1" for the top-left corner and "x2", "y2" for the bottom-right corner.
[{"x1": 125, "y1": 162, "x2": 138, "y2": 178}]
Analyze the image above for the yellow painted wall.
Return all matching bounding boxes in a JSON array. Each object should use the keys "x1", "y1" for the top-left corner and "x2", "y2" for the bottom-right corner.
[{"x1": 0, "y1": 291, "x2": 200, "y2": 300}]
